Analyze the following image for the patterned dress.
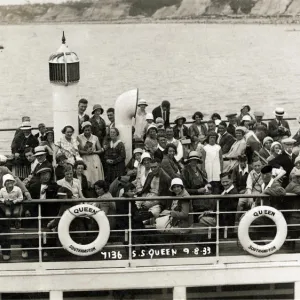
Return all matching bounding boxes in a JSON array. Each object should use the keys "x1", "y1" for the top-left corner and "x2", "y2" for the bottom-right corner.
[
  {"x1": 55, "y1": 136, "x2": 80, "y2": 166},
  {"x1": 104, "y1": 140, "x2": 126, "y2": 184},
  {"x1": 78, "y1": 134, "x2": 104, "y2": 184}
]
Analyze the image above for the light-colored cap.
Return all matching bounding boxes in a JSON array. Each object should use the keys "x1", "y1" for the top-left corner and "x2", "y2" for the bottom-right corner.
[
  {"x1": 133, "y1": 148, "x2": 143, "y2": 155},
  {"x1": 141, "y1": 152, "x2": 151, "y2": 162},
  {"x1": 270, "y1": 141, "x2": 282, "y2": 150},
  {"x1": 146, "y1": 113, "x2": 154, "y2": 120},
  {"x1": 0, "y1": 155, "x2": 7, "y2": 163},
  {"x1": 155, "y1": 117, "x2": 164, "y2": 124},
  {"x1": 187, "y1": 151, "x2": 202, "y2": 161},
  {"x1": 254, "y1": 111, "x2": 264, "y2": 117},
  {"x1": 146, "y1": 124, "x2": 158, "y2": 133},
  {"x1": 294, "y1": 156, "x2": 300, "y2": 165},
  {"x1": 274, "y1": 107, "x2": 285, "y2": 116},
  {"x1": 263, "y1": 136, "x2": 273, "y2": 145},
  {"x1": 138, "y1": 99, "x2": 148, "y2": 107},
  {"x1": 215, "y1": 120, "x2": 221, "y2": 126},
  {"x1": 33, "y1": 146, "x2": 47, "y2": 156},
  {"x1": 2, "y1": 174, "x2": 15, "y2": 186},
  {"x1": 235, "y1": 126, "x2": 247, "y2": 133},
  {"x1": 281, "y1": 138, "x2": 296, "y2": 144},
  {"x1": 81, "y1": 121, "x2": 92, "y2": 129},
  {"x1": 242, "y1": 115, "x2": 252, "y2": 122},
  {"x1": 170, "y1": 178, "x2": 184, "y2": 191}
]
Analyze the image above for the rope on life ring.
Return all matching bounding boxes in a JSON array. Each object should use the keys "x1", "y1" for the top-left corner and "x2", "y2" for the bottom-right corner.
[
  {"x1": 238, "y1": 205, "x2": 287, "y2": 257},
  {"x1": 58, "y1": 204, "x2": 110, "y2": 256}
]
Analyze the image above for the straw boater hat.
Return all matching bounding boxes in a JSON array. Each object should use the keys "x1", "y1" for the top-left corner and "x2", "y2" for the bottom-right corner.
[
  {"x1": 170, "y1": 178, "x2": 184, "y2": 191},
  {"x1": 2, "y1": 174, "x2": 15, "y2": 186},
  {"x1": 146, "y1": 113, "x2": 154, "y2": 121},
  {"x1": 187, "y1": 151, "x2": 202, "y2": 162},
  {"x1": 137, "y1": 99, "x2": 148, "y2": 107},
  {"x1": 91, "y1": 104, "x2": 104, "y2": 115},
  {"x1": 20, "y1": 121, "x2": 32, "y2": 131},
  {"x1": 274, "y1": 107, "x2": 285, "y2": 117},
  {"x1": 33, "y1": 146, "x2": 47, "y2": 156},
  {"x1": 174, "y1": 116, "x2": 186, "y2": 124}
]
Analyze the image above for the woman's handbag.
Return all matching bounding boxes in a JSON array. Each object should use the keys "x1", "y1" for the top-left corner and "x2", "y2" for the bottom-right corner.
[{"x1": 155, "y1": 215, "x2": 172, "y2": 233}]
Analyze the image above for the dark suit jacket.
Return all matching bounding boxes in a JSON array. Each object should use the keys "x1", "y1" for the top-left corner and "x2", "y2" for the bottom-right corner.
[
  {"x1": 227, "y1": 124, "x2": 237, "y2": 137},
  {"x1": 152, "y1": 105, "x2": 170, "y2": 128},
  {"x1": 74, "y1": 173, "x2": 89, "y2": 198},
  {"x1": 28, "y1": 181, "x2": 59, "y2": 225},
  {"x1": 219, "y1": 186, "x2": 239, "y2": 227},
  {"x1": 90, "y1": 115, "x2": 106, "y2": 145},
  {"x1": 154, "y1": 147, "x2": 164, "y2": 161},
  {"x1": 269, "y1": 151, "x2": 296, "y2": 188},
  {"x1": 29, "y1": 159, "x2": 54, "y2": 186},
  {"x1": 218, "y1": 132, "x2": 236, "y2": 155},
  {"x1": 173, "y1": 125, "x2": 190, "y2": 139},
  {"x1": 139, "y1": 169, "x2": 172, "y2": 197},
  {"x1": 34, "y1": 133, "x2": 47, "y2": 142},
  {"x1": 11, "y1": 133, "x2": 39, "y2": 155},
  {"x1": 268, "y1": 119, "x2": 291, "y2": 141},
  {"x1": 231, "y1": 165, "x2": 252, "y2": 193},
  {"x1": 78, "y1": 114, "x2": 90, "y2": 134}
]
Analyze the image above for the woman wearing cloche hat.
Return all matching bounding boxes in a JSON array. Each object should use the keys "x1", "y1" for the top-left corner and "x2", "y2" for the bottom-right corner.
[{"x1": 89, "y1": 104, "x2": 106, "y2": 145}]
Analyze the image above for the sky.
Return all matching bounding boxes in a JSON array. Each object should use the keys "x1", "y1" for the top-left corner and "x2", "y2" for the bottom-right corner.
[{"x1": 0, "y1": 0, "x2": 68, "y2": 4}]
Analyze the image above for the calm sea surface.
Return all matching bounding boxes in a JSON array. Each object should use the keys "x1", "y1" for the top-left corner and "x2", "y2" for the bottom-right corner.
[{"x1": 0, "y1": 23, "x2": 300, "y2": 152}]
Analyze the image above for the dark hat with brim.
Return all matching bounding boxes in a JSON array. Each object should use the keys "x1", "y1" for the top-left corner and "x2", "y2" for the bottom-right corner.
[
  {"x1": 174, "y1": 116, "x2": 186, "y2": 124},
  {"x1": 36, "y1": 167, "x2": 52, "y2": 175},
  {"x1": 261, "y1": 165, "x2": 273, "y2": 174},
  {"x1": 92, "y1": 104, "x2": 104, "y2": 115}
]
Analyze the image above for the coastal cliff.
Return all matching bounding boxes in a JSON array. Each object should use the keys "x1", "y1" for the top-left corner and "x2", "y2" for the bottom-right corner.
[{"x1": 1, "y1": 0, "x2": 300, "y2": 23}]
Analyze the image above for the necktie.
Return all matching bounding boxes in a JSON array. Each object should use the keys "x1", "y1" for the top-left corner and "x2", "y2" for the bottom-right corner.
[{"x1": 163, "y1": 111, "x2": 166, "y2": 122}]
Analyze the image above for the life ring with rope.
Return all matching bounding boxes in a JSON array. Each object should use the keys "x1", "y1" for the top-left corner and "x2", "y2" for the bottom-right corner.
[
  {"x1": 238, "y1": 205, "x2": 287, "y2": 257},
  {"x1": 58, "y1": 204, "x2": 110, "y2": 256}
]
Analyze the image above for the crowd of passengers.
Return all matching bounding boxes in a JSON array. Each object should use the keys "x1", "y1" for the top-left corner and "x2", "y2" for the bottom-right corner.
[{"x1": 1, "y1": 99, "x2": 300, "y2": 261}]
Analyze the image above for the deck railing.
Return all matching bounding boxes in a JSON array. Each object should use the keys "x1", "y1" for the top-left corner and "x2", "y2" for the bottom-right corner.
[{"x1": 0, "y1": 193, "x2": 298, "y2": 266}]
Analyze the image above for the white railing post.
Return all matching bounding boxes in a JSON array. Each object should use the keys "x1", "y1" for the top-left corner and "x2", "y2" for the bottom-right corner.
[
  {"x1": 295, "y1": 282, "x2": 300, "y2": 299},
  {"x1": 128, "y1": 201, "x2": 132, "y2": 263},
  {"x1": 216, "y1": 199, "x2": 220, "y2": 258},
  {"x1": 173, "y1": 286, "x2": 186, "y2": 300},
  {"x1": 49, "y1": 290, "x2": 63, "y2": 300},
  {"x1": 38, "y1": 204, "x2": 42, "y2": 263}
]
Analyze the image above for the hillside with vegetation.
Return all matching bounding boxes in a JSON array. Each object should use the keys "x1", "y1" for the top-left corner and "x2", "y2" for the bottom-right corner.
[{"x1": 0, "y1": 0, "x2": 300, "y2": 23}]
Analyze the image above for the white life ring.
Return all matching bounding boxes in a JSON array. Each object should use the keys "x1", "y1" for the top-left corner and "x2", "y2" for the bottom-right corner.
[
  {"x1": 238, "y1": 205, "x2": 287, "y2": 257},
  {"x1": 58, "y1": 204, "x2": 110, "y2": 256}
]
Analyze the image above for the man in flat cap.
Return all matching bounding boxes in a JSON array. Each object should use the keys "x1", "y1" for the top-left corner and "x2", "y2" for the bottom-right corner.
[
  {"x1": 252, "y1": 111, "x2": 268, "y2": 132},
  {"x1": 269, "y1": 138, "x2": 297, "y2": 188},
  {"x1": 225, "y1": 112, "x2": 238, "y2": 137}
]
